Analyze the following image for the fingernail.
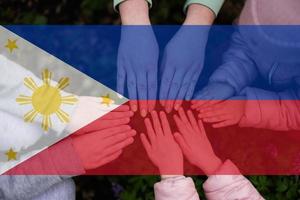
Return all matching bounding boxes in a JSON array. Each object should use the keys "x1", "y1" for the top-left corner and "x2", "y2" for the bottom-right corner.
[
  {"x1": 132, "y1": 104, "x2": 137, "y2": 112},
  {"x1": 165, "y1": 105, "x2": 172, "y2": 113},
  {"x1": 129, "y1": 111, "x2": 134, "y2": 116},
  {"x1": 131, "y1": 130, "x2": 137, "y2": 135},
  {"x1": 141, "y1": 109, "x2": 147, "y2": 117}
]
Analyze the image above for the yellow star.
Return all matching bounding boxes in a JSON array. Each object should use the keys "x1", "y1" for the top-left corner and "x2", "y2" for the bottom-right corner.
[
  {"x1": 5, "y1": 148, "x2": 17, "y2": 161},
  {"x1": 5, "y1": 39, "x2": 18, "y2": 53},
  {"x1": 101, "y1": 94, "x2": 114, "y2": 106}
]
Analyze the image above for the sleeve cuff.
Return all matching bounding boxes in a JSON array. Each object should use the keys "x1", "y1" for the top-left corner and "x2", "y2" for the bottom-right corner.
[
  {"x1": 154, "y1": 176, "x2": 199, "y2": 199},
  {"x1": 183, "y1": 0, "x2": 224, "y2": 16},
  {"x1": 114, "y1": 0, "x2": 152, "y2": 12},
  {"x1": 203, "y1": 160, "x2": 243, "y2": 192}
]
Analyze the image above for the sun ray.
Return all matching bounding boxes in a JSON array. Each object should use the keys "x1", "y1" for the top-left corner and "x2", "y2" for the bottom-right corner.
[
  {"x1": 56, "y1": 77, "x2": 69, "y2": 90},
  {"x1": 24, "y1": 109, "x2": 38, "y2": 123},
  {"x1": 24, "y1": 77, "x2": 38, "y2": 91},
  {"x1": 16, "y1": 95, "x2": 32, "y2": 105},
  {"x1": 42, "y1": 115, "x2": 51, "y2": 132},
  {"x1": 17, "y1": 69, "x2": 77, "y2": 132},
  {"x1": 55, "y1": 108, "x2": 70, "y2": 123},
  {"x1": 61, "y1": 95, "x2": 78, "y2": 105},
  {"x1": 42, "y1": 69, "x2": 52, "y2": 85}
]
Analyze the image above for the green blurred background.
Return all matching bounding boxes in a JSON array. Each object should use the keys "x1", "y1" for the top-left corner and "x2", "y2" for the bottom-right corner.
[{"x1": 1, "y1": 0, "x2": 299, "y2": 199}]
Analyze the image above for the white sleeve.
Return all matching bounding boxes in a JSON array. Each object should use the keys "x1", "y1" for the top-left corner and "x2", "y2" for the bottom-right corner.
[
  {"x1": 154, "y1": 176, "x2": 200, "y2": 200},
  {"x1": 203, "y1": 160, "x2": 264, "y2": 200}
]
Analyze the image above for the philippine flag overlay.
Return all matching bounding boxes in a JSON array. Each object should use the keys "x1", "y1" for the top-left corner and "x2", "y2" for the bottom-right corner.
[{"x1": 0, "y1": 25, "x2": 300, "y2": 176}]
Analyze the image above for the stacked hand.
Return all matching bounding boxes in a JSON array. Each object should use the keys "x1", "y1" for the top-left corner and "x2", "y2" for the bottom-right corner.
[
  {"x1": 117, "y1": 26, "x2": 159, "y2": 117},
  {"x1": 191, "y1": 82, "x2": 235, "y2": 110},
  {"x1": 67, "y1": 97, "x2": 136, "y2": 170},
  {"x1": 140, "y1": 111, "x2": 183, "y2": 175},
  {"x1": 196, "y1": 96, "x2": 246, "y2": 128},
  {"x1": 173, "y1": 108, "x2": 222, "y2": 175},
  {"x1": 140, "y1": 108, "x2": 222, "y2": 175},
  {"x1": 159, "y1": 26, "x2": 209, "y2": 113}
]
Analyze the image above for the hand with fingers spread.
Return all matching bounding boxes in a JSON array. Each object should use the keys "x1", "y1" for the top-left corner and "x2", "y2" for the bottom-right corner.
[
  {"x1": 198, "y1": 96, "x2": 246, "y2": 128},
  {"x1": 68, "y1": 96, "x2": 134, "y2": 135},
  {"x1": 173, "y1": 108, "x2": 222, "y2": 175},
  {"x1": 140, "y1": 111, "x2": 184, "y2": 175},
  {"x1": 159, "y1": 26, "x2": 210, "y2": 113},
  {"x1": 117, "y1": 26, "x2": 159, "y2": 117},
  {"x1": 191, "y1": 82, "x2": 235, "y2": 110},
  {"x1": 67, "y1": 97, "x2": 135, "y2": 170},
  {"x1": 72, "y1": 126, "x2": 136, "y2": 170}
]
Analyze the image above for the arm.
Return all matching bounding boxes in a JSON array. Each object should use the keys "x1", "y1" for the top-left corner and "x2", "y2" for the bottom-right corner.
[
  {"x1": 116, "y1": 0, "x2": 159, "y2": 116},
  {"x1": 209, "y1": 31, "x2": 258, "y2": 94},
  {"x1": 184, "y1": 0, "x2": 225, "y2": 18},
  {"x1": 0, "y1": 175, "x2": 67, "y2": 200},
  {"x1": 154, "y1": 176, "x2": 200, "y2": 200},
  {"x1": 192, "y1": 30, "x2": 258, "y2": 109},
  {"x1": 204, "y1": 160, "x2": 264, "y2": 200},
  {"x1": 173, "y1": 108, "x2": 264, "y2": 200},
  {"x1": 118, "y1": 0, "x2": 151, "y2": 25},
  {"x1": 159, "y1": 4, "x2": 216, "y2": 113},
  {"x1": 140, "y1": 111, "x2": 200, "y2": 200},
  {"x1": 239, "y1": 86, "x2": 300, "y2": 130}
]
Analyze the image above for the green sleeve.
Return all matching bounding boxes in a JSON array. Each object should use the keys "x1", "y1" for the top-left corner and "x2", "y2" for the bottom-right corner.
[
  {"x1": 113, "y1": 0, "x2": 152, "y2": 12},
  {"x1": 184, "y1": 0, "x2": 225, "y2": 16}
]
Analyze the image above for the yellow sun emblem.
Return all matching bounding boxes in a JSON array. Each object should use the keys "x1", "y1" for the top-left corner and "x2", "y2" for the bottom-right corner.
[{"x1": 16, "y1": 69, "x2": 78, "y2": 132}]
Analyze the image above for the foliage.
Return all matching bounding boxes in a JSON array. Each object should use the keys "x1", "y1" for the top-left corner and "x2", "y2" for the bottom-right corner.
[{"x1": 0, "y1": 0, "x2": 244, "y2": 24}]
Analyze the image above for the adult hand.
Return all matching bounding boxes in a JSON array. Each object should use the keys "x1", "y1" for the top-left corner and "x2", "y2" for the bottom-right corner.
[
  {"x1": 191, "y1": 82, "x2": 235, "y2": 110},
  {"x1": 72, "y1": 126, "x2": 136, "y2": 170},
  {"x1": 117, "y1": 26, "x2": 159, "y2": 117},
  {"x1": 67, "y1": 96, "x2": 134, "y2": 134},
  {"x1": 198, "y1": 96, "x2": 246, "y2": 128},
  {"x1": 140, "y1": 111, "x2": 184, "y2": 175},
  {"x1": 173, "y1": 108, "x2": 222, "y2": 175},
  {"x1": 159, "y1": 25, "x2": 209, "y2": 113}
]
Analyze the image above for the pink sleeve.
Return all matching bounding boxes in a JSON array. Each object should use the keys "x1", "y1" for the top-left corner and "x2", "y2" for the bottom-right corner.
[
  {"x1": 154, "y1": 176, "x2": 200, "y2": 200},
  {"x1": 239, "y1": 87, "x2": 300, "y2": 131},
  {"x1": 203, "y1": 160, "x2": 264, "y2": 200}
]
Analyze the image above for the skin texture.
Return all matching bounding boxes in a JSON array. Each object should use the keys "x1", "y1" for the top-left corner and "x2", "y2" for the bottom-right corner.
[
  {"x1": 173, "y1": 108, "x2": 222, "y2": 175},
  {"x1": 72, "y1": 127, "x2": 136, "y2": 170},
  {"x1": 70, "y1": 101, "x2": 136, "y2": 170},
  {"x1": 118, "y1": 0, "x2": 215, "y2": 116},
  {"x1": 198, "y1": 96, "x2": 246, "y2": 128},
  {"x1": 140, "y1": 111, "x2": 184, "y2": 175}
]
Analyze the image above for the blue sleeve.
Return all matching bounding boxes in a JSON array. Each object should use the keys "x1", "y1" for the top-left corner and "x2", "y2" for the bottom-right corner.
[{"x1": 209, "y1": 30, "x2": 258, "y2": 95}]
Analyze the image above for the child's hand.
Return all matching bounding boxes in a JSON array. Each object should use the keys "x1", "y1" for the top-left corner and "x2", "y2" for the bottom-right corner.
[
  {"x1": 197, "y1": 97, "x2": 246, "y2": 128},
  {"x1": 117, "y1": 26, "x2": 159, "y2": 116},
  {"x1": 72, "y1": 126, "x2": 136, "y2": 170},
  {"x1": 173, "y1": 108, "x2": 222, "y2": 175},
  {"x1": 191, "y1": 82, "x2": 235, "y2": 110},
  {"x1": 160, "y1": 26, "x2": 209, "y2": 113},
  {"x1": 67, "y1": 96, "x2": 134, "y2": 134},
  {"x1": 140, "y1": 111, "x2": 184, "y2": 175}
]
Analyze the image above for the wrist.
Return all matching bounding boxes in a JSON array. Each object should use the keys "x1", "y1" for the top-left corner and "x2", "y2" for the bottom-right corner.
[
  {"x1": 196, "y1": 155, "x2": 222, "y2": 175},
  {"x1": 184, "y1": 4, "x2": 215, "y2": 25},
  {"x1": 161, "y1": 175, "x2": 184, "y2": 180},
  {"x1": 119, "y1": 0, "x2": 151, "y2": 25},
  {"x1": 159, "y1": 165, "x2": 184, "y2": 176}
]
